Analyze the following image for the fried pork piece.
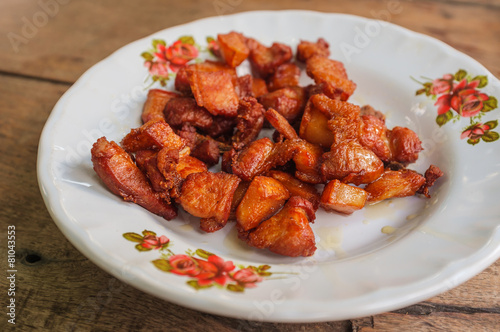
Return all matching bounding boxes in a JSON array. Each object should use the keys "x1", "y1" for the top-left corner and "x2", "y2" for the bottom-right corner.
[
  {"x1": 134, "y1": 150, "x2": 165, "y2": 193},
  {"x1": 142, "y1": 89, "x2": 179, "y2": 124},
  {"x1": 268, "y1": 170, "x2": 321, "y2": 211},
  {"x1": 217, "y1": 31, "x2": 249, "y2": 68},
  {"x1": 176, "y1": 155, "x2": 208, "y2": 179},
  {"x1": 387, "y1": 126, "x2": 423, "y2": 165},
  {"x1": 164, "y1": 97, "x2": 213, "y2": 131},
  {"x1": 121, "y1": 119, "x2": 187, "y2": 153},
  {"x1": 306, "y1": 55, "x2": 356, "y2": 101},
  {"x1": 232, "y1": 97, "x2": 265, "y2": 150},
  {"x1": 296, "y1": 38, "x2": 330, "y2": 62},
  {"x1": 360, "y1": 104, "x2": 385, "y2": 122},
  {"x1": 364, "y1": 168, "x2": 426, "y2": 204},
  {"x1": 244, "y1": 196, "x2": 317, "y2": 257},
  {"x1": 252, "y1": 77, "x2": 269, "y2": 97},
  {"x1": 267, "y1": 63, "x2": 301, "y2": 91},
  {"x1": 320, "y1": 180, "x2": 367, "y2": 215},
  {"x1": 178, "y1": 171, "x2": 241, "y2": 232},
  {"x1": 417, "y1": 164, "x2": 444, "y2": 198},
  {"x1": 229, "y1": 180, "x2": 250, "y2": 220},
  {"x1": 293, "y1": 140, "x2": 323, "y2": 184},
  {"x1": 358, "y1": 115, "x2": 391, "y2": 162},
  {"x1": 246, "y1": 38, "x2": 293, "y2": 78},
  {"x1": 175, "y1": 60, "x2": 237, "y2": 95},
  {"x1": 235, "y1": 74, "x2": 254, "y2": 98},
  {"x1": 265, "y1": 108, "x2": 299, "y2": 140},
  {"x1": 236, "y1": 176, "x2": 290, "y2": 231},
  {"x1": 259, "y1": 86, "x2": 307, "y2": 124},
  {"x1": 91, "y1": 137, "x2": 177, "y2": 220},
  {"x1": 156, "y1": 147, "x2": 183, "y2": 200},
  {"x1": 301, "y1": 94, "x2": 362, "y2": 147},
  {"x1": 326, "y1": 99, "x2": 361, "y2": 144},
  {"x1": 187, "y1": 69, "x2": 239, "y2": 117},
  {"x1": 190, "y1": 136, "x2": 221, "y2": 167},
  {"x1": 321, "y1": 140, "x2": 384, "y2": 185},
  {"x1": 231, "y1": 137, "x2": 275, "y2": 181},
  {"x1": 231, "y1": 138, "x2": 298, "y2": 181}
]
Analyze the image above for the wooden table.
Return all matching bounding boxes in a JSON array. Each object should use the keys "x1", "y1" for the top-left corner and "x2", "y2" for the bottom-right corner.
[{"x1": 1, "y1": 0, "x2": 499, "y2": 331}]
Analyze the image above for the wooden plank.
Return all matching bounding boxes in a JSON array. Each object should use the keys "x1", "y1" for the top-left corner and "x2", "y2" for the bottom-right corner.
[
  {"x1": 352, "y1": 311, "x2": 500, "y2": 332},
  {"x1": 0, "y1": 0, "x2": 498, "y2": 83}
]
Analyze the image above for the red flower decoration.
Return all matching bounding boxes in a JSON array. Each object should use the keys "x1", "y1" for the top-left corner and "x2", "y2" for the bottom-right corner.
[
  {"x1": 141, "y1": 234, "x2": 169, "y2": 250},
  {"x1": 231, "y1": 268, "x2": 263, "y2": 288},
  {"x1": 141, "y1": 37, "x2": 199, "y2": 86}
]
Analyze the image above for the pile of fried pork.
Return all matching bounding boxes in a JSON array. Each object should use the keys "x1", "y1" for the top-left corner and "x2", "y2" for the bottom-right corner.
[{"x1": 91, "y1": 32, "x2": 443, "y2": 257}]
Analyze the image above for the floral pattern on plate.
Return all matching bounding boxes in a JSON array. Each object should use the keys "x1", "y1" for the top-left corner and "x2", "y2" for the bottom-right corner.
[
  {"x1": 415, "y1": 69, "x2": 499, "y2": 145},
  {"x1": 124, "y1": 230, "x2": 281, "y2": 292}
]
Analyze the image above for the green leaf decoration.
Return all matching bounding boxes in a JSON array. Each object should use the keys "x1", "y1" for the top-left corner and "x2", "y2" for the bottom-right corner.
[
  {"x1": 227, "y1": 284, "x2": 245, "y2": 292},
  {"x1": 482, "y1": 131, "x2": 500, "y2": 142},
  {"x1": 206, "y1": 36, "x2": 215, "y2": 43},
  {"x1": 178, "y1": 36, "x2": 195, "y2": 45},
  {"x1": 484, "y1": 120, "x2": 498, "y2": 130},
  {"x1": 415, "y1": 88, "x2": 427, "y2": 96},
  {"x1": 471, "y1": 75, "x2": 488, "y2": 88},
  {"x1": 152, "y1": 259, "x2": 173, "y2": 272},
  {"x1": 141, "y1": 52, "x2": 154, "y2": 61},
  {"x1": 467, "y1": 138, "x2": 480, "y2": 145},
  {"x1": 135, "y1": 244, "x2": 151, "y2": 252},
  {"x1": 187, "y1": 280, "x2": 213, "y2": 290},
  {"x1": 436, "y1": 111, "x2": 454, "y2": 127},
  {"x1": 142, "y1": 230, "x2": 157, "y2": 237},
  {"x1": 258, "y1": 265, "x2": 272, "y2": 271},
  {"x1": 195, "y1": 249, "x2": 214, "y2": 259},
  {"x1": 123, "y1": 232, "x2": 144, "y2": 243},
  {"x1": 152, "y1": 39, "x2": 166, "y2": 49},
  {"x1": 482, "y1": 96, "x2": 498, "y2": 113},
  {"x1": 454, "y1": 69, "x2": 467, "y2": 81}
]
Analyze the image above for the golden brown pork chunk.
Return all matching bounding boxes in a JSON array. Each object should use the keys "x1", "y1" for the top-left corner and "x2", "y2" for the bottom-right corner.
[
  {"x1": 364, "y1": 169, "x2": 426, "y2": 204},
  {"x1": 320, "y1": 180, "x2": 367, "y2": 214},
  {"x1": 306, "y1": 55, "x2": 356, "y2": 101},
  {"x1": 358, "y1": 115, "x2": 391, "y2": 162},
  {"x1": 217, "y1": 31, "x2": 249, "y2": 68},
  {"x1": 142, "y1": 89, "x2": 179, "y2": 124},
  {"x1": 296, "y1": 38, "x2": 330, "y2": 62},
  {"x1": 164, "y1": 97, "x2": 213, "y2": 131},
  {"x1": 176, "y1": 155, "x2": 208, "y2": 179},
  {"x1": 265, "y1": 108, "x2": 299, "y2": 140},
  {"x1": 236, "y1": 176, "x2": 290, "y2": 231},
  {"x1": 387, "y1": 126, "x2": 423, "y2": 165},
  {"x1": 121, "y1": 119, "x2": 187, "y2": 153},
  {"x1": 268, "y1": 170, "x2": 321, "y2": 211},
  {"x1": 175, "y1": 60, "x2": 237, "y2": 95},
  {"x1": 244, "y1": 196, "x2": 317, "y2": 257},
  {"x1": 259, "y1": 86, "x2": 307, "y2": 124},
  {"x1": 247, "y1": 38, "x2": 293, "y2": 78},
  {"x1": 292, "y1": 140, "x2": 323, "y2": 184},
  {"x1": 178, "y1": 171, "x2": 241, "y2": 232},
  {"x1": 232, "y1": 97, "x2": 265, "y2": 150},
  {"x1": 187, "y1": 69, "x2": 239, "y2": 117},
  {"x1": 91, "y1": 137, "x2": 177, "y2": 220},
  {"x1": 417, "y1": 164, "x2": 444, "y2": 198},
  {"x1": 231, "y1": 137, "x2": 275, "y2": 181},
  {"x1": 299, "y1": 94, "x2": 336, "y2": 148},
  {"x1": 321, "y1": 140, "x2": 384, "y2": 185},
  {"x1": 267, "y1": 63, "x2": 301, "y2": 91}
]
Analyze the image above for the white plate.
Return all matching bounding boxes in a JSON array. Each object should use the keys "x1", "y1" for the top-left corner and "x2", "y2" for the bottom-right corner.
[{"x1": 37, "y1": 10, "x2": 500, "y2": 322}]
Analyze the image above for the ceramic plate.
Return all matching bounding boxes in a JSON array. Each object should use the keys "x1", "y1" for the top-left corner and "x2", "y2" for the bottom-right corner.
[{"x1": 37, "y1": 10, "x2": 500, "y2": 322}]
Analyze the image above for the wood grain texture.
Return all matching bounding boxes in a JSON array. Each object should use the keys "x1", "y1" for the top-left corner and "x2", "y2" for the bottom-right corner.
[
  {"x1": 0, "y1": 0, "x2": 499, "y2": 331},
  {"x1": 0, "y1": 0, "x2": 498, "y2": 83}
]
